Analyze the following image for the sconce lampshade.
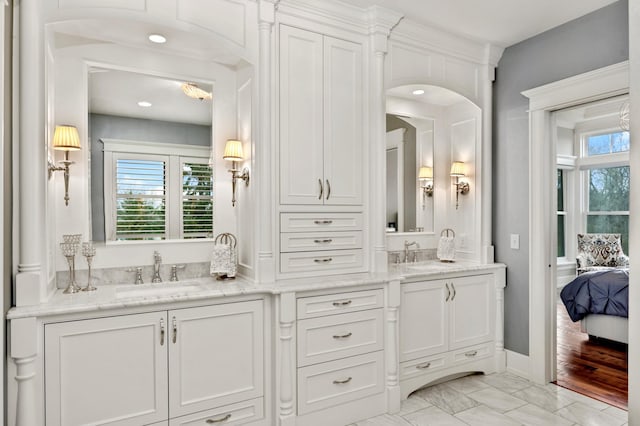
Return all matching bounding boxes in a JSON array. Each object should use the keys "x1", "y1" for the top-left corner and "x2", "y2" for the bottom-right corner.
[
  {"x1": 418, "y1": 166, "x2": 433, "y2": 180},
  {"x1": 450, "y1": 161, "x2": 465, "y2": 177},
  {"x1": 52, "y1": 125, "x2": 81, "y2": 151},
  {"x1": 223, "y1": 139, "x2": 244, "y2": 161}
]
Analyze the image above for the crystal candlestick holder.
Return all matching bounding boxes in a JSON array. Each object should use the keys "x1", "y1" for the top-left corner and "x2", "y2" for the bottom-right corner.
[
  {"x1": 62, "y1": 233, "x2": 82, "y2": 244},
  {"x1": 81, "y1": 241, "x2": 97, "y2": 292},
  {"x1": 60, "y1": 242, "x2": 81, "y2": 294}
]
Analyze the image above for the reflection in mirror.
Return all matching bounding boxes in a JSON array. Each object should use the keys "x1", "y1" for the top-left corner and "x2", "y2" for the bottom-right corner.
[{"x1": 89, "y1": 68, "x2": 213, "y2": 242}]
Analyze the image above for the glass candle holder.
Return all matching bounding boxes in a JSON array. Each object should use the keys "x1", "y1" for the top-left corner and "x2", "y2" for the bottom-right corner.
[
  {"x1": 60, "y1": 242, "x2": 81, "y2": 294},
  {"x1": 81, "y1": 241, "x2": 97, "y2": 292}
]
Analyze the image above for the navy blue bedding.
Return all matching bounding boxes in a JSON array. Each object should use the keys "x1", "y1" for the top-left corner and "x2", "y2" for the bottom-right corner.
[{"x1": 560, "y1": 268, "x2": 629, "y2": 322}]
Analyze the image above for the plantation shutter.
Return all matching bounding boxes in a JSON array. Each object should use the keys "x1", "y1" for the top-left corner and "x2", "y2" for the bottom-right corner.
[{"x1": 181, "y1": 159, "x2": 213, "y2": 238}]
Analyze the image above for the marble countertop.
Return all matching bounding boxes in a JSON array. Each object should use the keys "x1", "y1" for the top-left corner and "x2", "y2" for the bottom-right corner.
[{"x1": 7, "y1": 260, "x2": 505, "y2": 320}]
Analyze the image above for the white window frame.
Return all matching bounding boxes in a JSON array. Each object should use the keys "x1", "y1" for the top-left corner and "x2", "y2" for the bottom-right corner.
[
  {"x1": 556, "y1": 155, "x2": 576, "y2": 265},
  {"x1": 103, "y1": 139, "x2": 212, "y2": 243}
]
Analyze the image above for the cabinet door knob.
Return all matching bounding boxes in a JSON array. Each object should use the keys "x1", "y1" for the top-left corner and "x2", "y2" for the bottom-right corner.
[
  {"x1": 332, "y1": 376, "x2": 352, "y2": 384},
  {"x1": 332, "y1": 300, "x2": 352, "y2": 307},
  {"x1": 318, "y1": 178, "x2": 324, "y2": 200},
  {"x1": 206, "y1": 413, "x2": 231, "y2": 423},
  {"x1": 445, "y1": 283, "x2": 451, "y2": 302},
  {"x1": 416, "y1": 362, "x2": 431, "y2": 369},
  {"x1": 160, "y1": 318, "x2": 165, "y2": 346},
  {"x1": 451, "y1": 283, "x2": 456, "y2": 301},
  {"x1": 172, "y1": 317, "x2": 177, "y2": 344},
  {"x1": 332, "y1": 332, "x2": 352, "y2": 339},
  {"x1": 326, "y1": 179, "x2": 331, "y2": 200}
]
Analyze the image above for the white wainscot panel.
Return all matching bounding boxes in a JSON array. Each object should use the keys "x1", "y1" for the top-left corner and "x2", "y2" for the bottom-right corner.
[
  {"x1": 177, "y1": 0, "x2": 246, "y2": 47},
  {"x1": 444, "y1": 58, "x2": 479, "y2": 102},
  {"x1": 389, "y1": 45, "x2": 439, "y2": 84},
  {"x1": 58, "y1": 0, "x2": 147, "y2": 10}
]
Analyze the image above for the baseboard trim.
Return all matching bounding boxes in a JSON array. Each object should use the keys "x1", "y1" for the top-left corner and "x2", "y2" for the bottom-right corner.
[{"x1": 505, "y1": 350, "x2": 530, "y2": 380}]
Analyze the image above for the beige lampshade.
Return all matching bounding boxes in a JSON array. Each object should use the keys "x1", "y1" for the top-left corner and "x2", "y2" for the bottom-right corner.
[
  {"x1": 223, "y1": 139, "x2": 244, "y2": 161},
  {"x1": 52, "y1": 125, "x2": 81, "y2": 151},
  {"x1": 418, "y1": 166, "x2": 433, "y2": 180},
  {"x1": 450, "y1": 161, "x2": 465, "y2": 177}
]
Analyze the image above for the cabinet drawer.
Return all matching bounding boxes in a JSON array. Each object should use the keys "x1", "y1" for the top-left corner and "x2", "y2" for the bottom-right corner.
[
  {"x1": 280, "y1": 213, "x2": 363, "y2": 232},
  {"x1": 297, "y1": 289, "x2": 384, "y2": 319},
  {"x1": 169, "y1": 397, "x2": 263, "y2": 425},
  {"x1": 297, "y1": 352, "x2": 384, "y2": 415},
  {"x1": 297, "y1": 309, "x2": 384, "y2": 366},
  {"x1": 451, "y1": 342, "x2": 493, "y2": 366},
  {"x1": 280, "y1": 231, "x2": 363, "y2": 252},
  {"x1": 280, "y1": 249, "x2": 363, "y2": 274},
  {"x1": 399, "y1": 353, "x2": 448, "y2": 381}
]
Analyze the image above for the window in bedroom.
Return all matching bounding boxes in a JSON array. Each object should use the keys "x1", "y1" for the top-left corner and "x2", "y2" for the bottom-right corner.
[
  {"x1": 580, "y1": 130, "x2": 630, "y2": 253},
  {"x1": 557, "y1": 169, "x2": 566, "y2": 258}
]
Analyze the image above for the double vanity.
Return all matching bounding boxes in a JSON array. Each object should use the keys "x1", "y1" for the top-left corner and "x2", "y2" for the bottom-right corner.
[{"x1": 7, "y1": 261, "x2": 505, "y2": 426}]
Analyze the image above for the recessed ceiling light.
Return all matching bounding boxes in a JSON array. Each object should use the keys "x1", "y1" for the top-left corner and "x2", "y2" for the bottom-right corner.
[
  {"x1": 412, "y1": 89, "x2": 425, "y2": 95},
  {"x1": 138, "y1": 101, "x2": 152, "y2": 107},
  {"x1": 148, "y1": 34, "x2": 167, "y2": 44}
]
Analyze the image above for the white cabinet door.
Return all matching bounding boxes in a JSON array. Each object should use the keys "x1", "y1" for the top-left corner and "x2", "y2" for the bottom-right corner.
[
  {"x1": 400, "y1": 280, "x2": 448, "y2": 361},
  {"x1": 449, "y1": 274, "x2": 494, "y2": 350},
  {"x1": 279, "y1": 25, "x2": 324, "y2": 205},
  {"x1": 168, "y1": 300, "x2": 264, "y2": 418},
  {"x1": 45, "y1": 312, "x2": 169, "y2": 426},
  {"x1": 323, "y1": 36, "x2": 363, "y2": 206}
]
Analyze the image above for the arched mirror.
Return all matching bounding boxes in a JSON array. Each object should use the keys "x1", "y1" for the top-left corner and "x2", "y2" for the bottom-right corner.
[{"x1": 385, "y1": 84, "x2": 477, "y2": 237}]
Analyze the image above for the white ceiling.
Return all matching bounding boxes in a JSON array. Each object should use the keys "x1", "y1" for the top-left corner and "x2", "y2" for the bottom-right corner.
[
  {"x1": 340, "y1": 0, "x2": 619, "y2": 47},
  {"x1": 387, "y1": 85, "x2": 468, "y2": 106}
]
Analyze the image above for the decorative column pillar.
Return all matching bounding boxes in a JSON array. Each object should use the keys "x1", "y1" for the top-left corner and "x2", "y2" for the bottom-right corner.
[
  {"x1": 11, "y1": 318, "x2": 39, "y2": 426},
  {"x1": 367, "y1": 6, "x2": 403, "y2": 273},
  {"x1": 16, "y1": 0, "x2": 47, "y2": 305},
  {"x1": 277, "y1": 292, "x2": 296, "y2": 426},
  {"x1": 494, "y1": 268, "x2": 507, "y2": 372},
  {"x1": 385, "y1": 279, "x2": 401, "y2": 412},
  {"x1": 256, "y1": 0, "x2": 279, "y2": 282}
]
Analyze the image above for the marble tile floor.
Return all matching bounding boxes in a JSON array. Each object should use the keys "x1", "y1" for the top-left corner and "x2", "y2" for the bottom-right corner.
[{"x1": 352, "y1": 372, "x2": 628, "y2": 426}]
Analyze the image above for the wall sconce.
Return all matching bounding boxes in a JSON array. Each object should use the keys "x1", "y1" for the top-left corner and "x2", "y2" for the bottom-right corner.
[
  {"x1": 450, "y1": 161, "x2": 470, "y2": 210},
  {"x1": 418, "y1": 166, "x2": 433, "y2": 200},
  {"x1": 48, "y1": 125, "x2": 81, "y2": 206},
  {"x1": 223, "y1": 139, "x2": 250, "y2": 207}
]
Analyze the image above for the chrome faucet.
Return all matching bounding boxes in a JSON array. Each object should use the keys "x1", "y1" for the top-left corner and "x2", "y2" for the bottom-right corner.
[
  {"x1": 152, "y1": 251, "x2": 163, "y2": 283},
  {"x1": 404, "y1": 240, "x2": 418, "y2": 263}
]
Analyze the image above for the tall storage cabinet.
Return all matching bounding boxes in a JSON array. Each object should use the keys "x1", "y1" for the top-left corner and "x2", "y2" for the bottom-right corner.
[
  {"x1": 278, "y1": 24, "x2": 366, "y2": 277},
  {"x1": 279, "y1": 25, "x2": 363, "y2": 206}
]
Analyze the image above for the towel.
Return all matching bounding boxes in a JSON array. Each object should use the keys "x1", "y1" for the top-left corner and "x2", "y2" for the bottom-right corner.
[
  {"x1": 437, "y1": 236, "x2": 456, "y2": 262},
  {"x1": 210, "y1": 243, "x2": 236, "y2": 277}
]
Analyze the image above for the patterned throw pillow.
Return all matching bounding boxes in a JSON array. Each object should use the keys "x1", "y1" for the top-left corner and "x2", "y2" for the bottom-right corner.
[{"x1": 577, "y1": 233, "x2": 623, "y2": 267}]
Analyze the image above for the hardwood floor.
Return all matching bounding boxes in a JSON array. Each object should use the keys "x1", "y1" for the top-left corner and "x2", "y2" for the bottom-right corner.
[{"x1": 555, "y1": 302, "x2": 628, "y2": 410}]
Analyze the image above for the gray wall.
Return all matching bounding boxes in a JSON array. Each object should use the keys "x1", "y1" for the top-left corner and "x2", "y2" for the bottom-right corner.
[
  {"x1": 493, "y1": 0, "x2": 628, "y2": 355},
  {"x1": 90, "y1": 113, "x2": 211, "y2": 241}
]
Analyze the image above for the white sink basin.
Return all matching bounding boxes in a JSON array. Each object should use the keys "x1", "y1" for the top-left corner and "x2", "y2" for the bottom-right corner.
[{"x1": 115, "y1": 282, "x2": 203, "y2": 299}]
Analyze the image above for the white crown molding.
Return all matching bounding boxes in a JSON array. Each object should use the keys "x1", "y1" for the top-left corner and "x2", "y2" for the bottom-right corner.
[
  {"x1": 522, "y1": 61, "x2": 629, "y2": 111},
  {"x1": 390, "y1": 18, "x2": 501, "y2": 66}
]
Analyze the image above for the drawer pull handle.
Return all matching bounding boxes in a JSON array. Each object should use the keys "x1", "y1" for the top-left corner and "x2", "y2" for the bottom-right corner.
[
  {"x1": 314, "y1": 239, "x2": 333, "y2": 244},
  {"x1": 160, "y1": 318, "x2": 165, "y2": 346},
  {"x1": 464, "y1": 350, "x2": 478, "y2": 357},
  {"x1": 318, "y1": 179, "x2": 323, "y2": 200},
  {"x1": 313, "y1": 220, "x2": 333, "y2": 225},
  {"x1": 333, "y1": 332, "x2": 352, "y2": 339},
  {"x1": 416, "y1": 362, "x2": 431, "y2": 369},
  {"x1": 314, "y1": 258, "x2": 333, "y2": 263},
  {"x1": 445, "y1": 283, "x2": 451, "y2": 302},
  {"x1": 333, "y1": 376, "x2": 352, "y2": 384},
  {"x1": 332, "y1": 300, "x2": 352, "y2": 307},
  {"x1": 206, "y1": 413, "x2": 231, "y2": 423}
]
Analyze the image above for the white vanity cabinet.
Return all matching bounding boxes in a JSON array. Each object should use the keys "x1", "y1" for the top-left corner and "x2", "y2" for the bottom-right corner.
[
  {"x1": 399, "y1": 274, "x2": 497, "y2": 398},
  {"x1": 278, "y1": 24, "x2": 363, "y2": 207},
  {"x1": 44, "y1": 300, "x2": 265, "y2": 426}
]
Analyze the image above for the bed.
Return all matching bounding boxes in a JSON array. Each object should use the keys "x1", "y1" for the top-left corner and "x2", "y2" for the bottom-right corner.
[{"x1": 560, "y1": 268, "x2": 629, "y2": 344}]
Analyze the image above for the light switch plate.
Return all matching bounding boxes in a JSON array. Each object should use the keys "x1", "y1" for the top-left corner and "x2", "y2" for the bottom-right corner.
[{"x1": 510, "y1": 234, "x2": 520, "y2": 250}]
